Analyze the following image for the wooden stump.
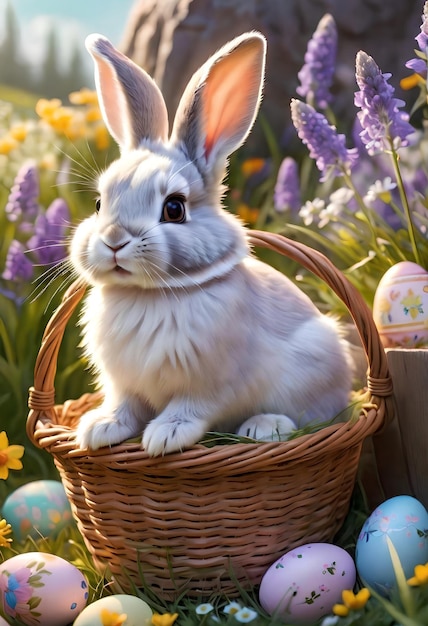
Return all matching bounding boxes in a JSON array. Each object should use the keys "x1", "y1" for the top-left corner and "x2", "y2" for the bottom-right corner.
[{"x1": 362, "y1": 349, "x2": 428, "y2": 509}]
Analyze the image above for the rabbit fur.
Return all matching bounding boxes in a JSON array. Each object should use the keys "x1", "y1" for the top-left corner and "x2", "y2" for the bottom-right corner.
[{"x1": 71, "y1": 32, "x2": 353, "y2": 456}]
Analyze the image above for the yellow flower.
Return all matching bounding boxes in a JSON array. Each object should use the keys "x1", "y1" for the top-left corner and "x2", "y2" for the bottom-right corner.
[
  {"x1": 10, "y1": 122, "x2": 28, "y2": 142},
  {"x1": 100, "y1": 608, "x2": 127, "y2": 626},
  {"x1": 151, "y1": 613, "x2": 179, "y2": 626},
  {"x1": 332, "y1": 588, "x2": 370, "y2": 616},
  {"x1": 94, "y1": 124, "x2": 110, "y2": 150},
  {"x1": 0, "y1": 134, "x2": 18, "y2": 155},
  {"x1": 241, "y1": 157, "x2": 266, "y2": 177},
  {"x1": 69, "y1": 87, "x2": 99, "y2": 106},
  {"x1": 85, "y1": 105, "x2": 103, "y2": 123},
  {"x1": 400, "y1": 73, "x2": 425, "y2": 90},
  {"x1": 408, "y1": 562, "x2": 428, "y2": 586},
  {"x1": 0, "y1": 431, "x2": 24, "y2": 480},
  {"x1": 236, "y1": 202, "x2": 259, "y2": 225},
  {"x1": 35, "y1": 97, "x2": 62, "y2": 120},
  {"x1": 0, "y1": 518, "x2": 12, "y2": 548}
]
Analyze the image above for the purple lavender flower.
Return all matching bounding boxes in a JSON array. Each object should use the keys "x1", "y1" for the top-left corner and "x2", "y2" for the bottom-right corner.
[
  {"x1": 406, "y1": 1, "x2": 428, "y2": 75},
  {"x1": 2, "y1": 240, "x2": 33, "y2": 282},
  {"x1": 274, "y1": 157, "x2": 301, "y2": 213},
  {"x1": 27, "y1": 198, "x2": 70, "y2": 265},
  {"x1": 290, "y1": 99, "x2": 358, "y2": 181},
  {"x1": 354, "y1": 51, "x2": 414, "y2": 155},
  {"x1": 297, "y1": 14, "x2": 337, "y2": 109},
  {"x1": 5, "y1": 161, "x2": 40, "y2": 227}
]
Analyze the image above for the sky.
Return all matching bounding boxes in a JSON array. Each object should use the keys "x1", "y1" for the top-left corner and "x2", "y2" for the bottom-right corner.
[{"x1": 0, "y1": 0, "x2": 136, "y2": 77}]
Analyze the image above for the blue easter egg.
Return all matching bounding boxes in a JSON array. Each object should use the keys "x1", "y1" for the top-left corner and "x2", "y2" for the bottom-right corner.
[
  {"x1": 355, "y1": 495, "x2": 428, "y2": 594},
  {"x1": 1, "y1": 480, "x2": 73, "y2": 541}
]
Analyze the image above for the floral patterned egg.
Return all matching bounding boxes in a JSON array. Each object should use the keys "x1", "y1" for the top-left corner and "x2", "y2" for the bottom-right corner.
[
  {"x1": 259, "y1": 543, "x2": 356, "y2": 624},
  {"x1": 373, "y1": 261, "x2": 428, "y2": 348},
  {"x1": 356, "y1": 495, "x2": 428, "y2": 594},
  {"x1": 1, "y1": 480, "x2": 73, "y2": 541},
  {"x1": 0, "y1": 552, "x2": 88, "y2": 625}
]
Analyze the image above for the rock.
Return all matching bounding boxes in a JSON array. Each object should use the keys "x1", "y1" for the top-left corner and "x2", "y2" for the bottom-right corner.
[{"x1": 119, "y1": 0, "x2": 421, "y2": 153}]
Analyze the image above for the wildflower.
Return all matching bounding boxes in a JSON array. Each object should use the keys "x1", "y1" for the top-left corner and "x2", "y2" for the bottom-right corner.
[
  {"x1": 2, "y1": 240, "x2": 33, "y2": 283},
  {"x1": 151, "y1": 613, "x2": 179, "y2": 626},
  {"x1": 241, "y1": 158, "x2": 266, "y2": 177},
  {"x1": 27, "y1": 198, "x2": 70, "y2": 265},
  {"x1": 5, "y1": 161, "x2": 40, "y2": 225},
  {"x1": 0, "y1": 518, "x2": 12, "y2": 548},
  {"x1": 35, "y1": 97, "x2": 62, "y2": 122},
  {"x1": 274, "y1": 157, "x2": 301, "y2": 213},
  {"x1": 318, "y1": 188, "x2": 354, "y2": 228},
  {"x1": 364, "y1": 177, "x2": 397, "y2": 204},
  {"x1": 405, "y1": 1, "x2": 428, "y2": 77},
  {"x1": 299, "y1": 197, "x2": 325, "y2": 226},
  {"x1": 407, "y1": 562, "x2": 428, "y2": 586},
  {"x1": 69, "y1": 87, "x2": 99, "y2": 106},
  {"x1": 332, "y1": 588, "x2": 370, "y2": 617},
  {"x1": 94, "y1": 124, "x2": 110, "y2": 150},
  {"x1": 400, "y1": 73, "x2": 425, "y2": 91},
  {"x1": 85, "y1": 106, "x2": 103, "y2": 123},
  {"x1": 234, "y1": 607, "x2": 258, "y2": 623},
  {"x1": 290, "y1": 99, "x2": 358, "y2": 181},
  {"x1": 100, "y1": 608, "x2": 127, "y2": 626},
  {"x1": 10, "y1": 123, "x2": 28, "y2": 142},
  {"x1": 236, "y1": 203, "x2": 259, "y2": 225},
  {"x1": 354, "y1": 51, "x2": 414, "y2": 155},
  {"x1": 195, "y1": 603, "x2": 214, "y2": 615},
  {"x1": 0, "y1": 135, "x2": 18, "y2": 155},
  {"x1": 223, "y1": 602, "x2": 242, "y2": 615},
  {"x1": 0, "y1": 432, "x2": 24, "y2": 480},
  {"x1": 297, "y1": 13, "x2": 337, "y2": 109}
]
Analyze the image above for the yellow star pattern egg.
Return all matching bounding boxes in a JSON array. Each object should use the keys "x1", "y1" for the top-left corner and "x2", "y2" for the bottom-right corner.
[{"x1": 73, "y1": 595, "x2": 153, "y2": 626}]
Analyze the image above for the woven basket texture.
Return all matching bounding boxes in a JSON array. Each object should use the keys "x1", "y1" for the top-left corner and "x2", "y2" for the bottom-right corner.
[{"x1": 27, "y1": 231, "x2": 394, "y2": 600}]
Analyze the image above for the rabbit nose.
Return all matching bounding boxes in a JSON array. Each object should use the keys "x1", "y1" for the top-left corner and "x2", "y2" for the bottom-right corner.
[{"x1": 101, "y1": 224, "x2": 130, "y2": 251}]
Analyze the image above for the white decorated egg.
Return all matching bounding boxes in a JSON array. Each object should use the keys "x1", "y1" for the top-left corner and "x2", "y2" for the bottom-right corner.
[
  {"x1": 259, "y1": 543, "x2": 356, "y2": 625},
  {"x1": 373, "y1": 261, "x2": 428, "y2": 348},
  {"x1": 0, "y1": 617, "x2": 10, "y2": 625},
  {"x1": 0, "y1": 552, "x2": 88, "y2": 625},
  {"x1": 1, "y1": 480, "x2": 73, "y2": 541},
  {"x1": 73, "y1": 594, "x2": 153, "y2": 626},
  {"x1": 356, "y1": 495, "x2": 428, "y2": 594}
]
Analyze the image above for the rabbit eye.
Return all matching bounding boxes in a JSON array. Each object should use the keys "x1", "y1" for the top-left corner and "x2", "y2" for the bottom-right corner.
[
  {"x1": 161, "y1": 195, "x2": 186, "y2": 223},
  {"x1": 95, "y1": 198, "x2": 101, "y2": 213}
]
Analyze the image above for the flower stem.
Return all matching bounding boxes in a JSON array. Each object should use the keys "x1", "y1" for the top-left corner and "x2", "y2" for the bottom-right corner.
[
  {"x1": 388, "y1": 143, "x2": 422, "y2": 265},
  {"x1": 0, "y1": 318, "x2": 15, "y2": 364},
  {"x1": 341, "y1": 169, "x2": 381, "y2": 251}
]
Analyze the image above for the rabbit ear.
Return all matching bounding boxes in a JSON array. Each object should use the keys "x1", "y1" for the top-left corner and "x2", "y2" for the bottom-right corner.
[
  {"x1": 85, "y1": 34, "x2": 169, "y2": 150},
  {"x1": 171, "y1": 32, "x2": 266, "y2": 177}
]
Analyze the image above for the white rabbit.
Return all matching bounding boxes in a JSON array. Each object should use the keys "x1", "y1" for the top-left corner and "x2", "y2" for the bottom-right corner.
[{"x1": 71, "y1": 32, "x2": 352, "y2": 456}]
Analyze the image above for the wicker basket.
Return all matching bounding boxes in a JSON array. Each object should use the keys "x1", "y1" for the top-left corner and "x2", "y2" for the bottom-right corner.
[{"x1": 27, "y1": 230, "x2": 394, "y2": 600}]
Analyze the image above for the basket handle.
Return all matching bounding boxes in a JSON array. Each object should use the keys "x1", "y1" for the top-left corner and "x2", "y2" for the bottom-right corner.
[{"x1": 27, "y1": 231, "x2": 393, "y2": 439}]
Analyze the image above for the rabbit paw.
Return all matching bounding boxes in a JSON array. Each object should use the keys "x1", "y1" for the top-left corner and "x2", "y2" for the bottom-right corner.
[
  {"x1": 76, "y1": 405, "x2": 141, "y2": 450},
  {"x1": 142, "y1": 413, "x2": 206, "y2": 456},
  {"x1": 236, "y1": 414, "x2": 297, "y2": 442}
]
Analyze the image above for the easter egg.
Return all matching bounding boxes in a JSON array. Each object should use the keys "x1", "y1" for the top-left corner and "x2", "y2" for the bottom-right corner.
[
  {"x1": 373, "y1": 261, "x2": 428, "y2": 348},
  {"x1": 73, "y1": 594, "x2": 153, "y2": 626},
  {"x1": 0, "y1": 617, "x2": 10, "y2": 625},
  {"x1": 259, "y1": 543, "x2": 356, "y2": 624},
  {"x1": 356, "y1": 495, "x2": 428, "y2": 594},
  {"x1": 0, "y1": 552, "x2": 88, "y2": 625},
  {"x1": 1, "y1": 480, "x2": 73, "y2": 541}
]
